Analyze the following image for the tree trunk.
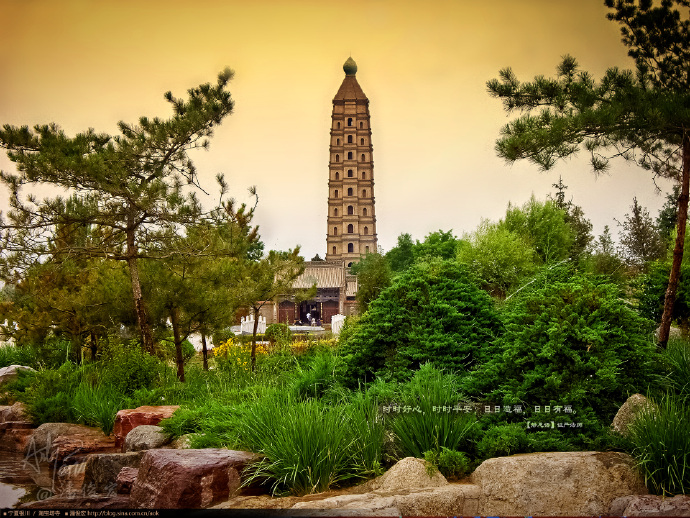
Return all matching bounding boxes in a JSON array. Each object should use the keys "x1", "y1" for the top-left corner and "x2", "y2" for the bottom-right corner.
[
  {"x1": 201, "y1": 331, "x2": 209, "y2": 371},
  {"x1": 125, "y1": 226, "x2": 155, "y2": 353},
  {"x1": 251, "y1": 307, "x2": 259, "y2": 372},
  {"x1": 170, "y1": 306, "x2": 186, "y2": 382},
  {"x1": 659, "y1": 135, "x2": 690, "y2": 347},
  {"x1": 90, "y1": 331, "x2": 98, "y2": 361}
]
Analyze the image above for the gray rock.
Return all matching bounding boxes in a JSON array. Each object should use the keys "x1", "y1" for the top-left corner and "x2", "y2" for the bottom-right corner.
[
  {"x1": 612, "y1": 394, "x2": 653, "y2": 436},
  {"x1": 124, "y1": 425, "x2": 171, "y2": 451},
  {"x1": 0, "y1": 365, "x2": 35, "y2": 386},
  {"x1": 368, "y1": 457, "x2": 447, "y2": 491},
  {"x1": 470, "y1": 451, "x2": 648, "y2": 516},
  {"x1": 613, "y1": 494, "x2": 690, "y2": 516},
  {"x1": 83, "y1": 452, "x2": 144, "y2": 495}
]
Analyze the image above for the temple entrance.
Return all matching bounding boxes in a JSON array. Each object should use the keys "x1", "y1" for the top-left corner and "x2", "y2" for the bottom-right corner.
[
  {"x1": 299, "y1": 301, "x2": 320, "y2": 325},
  {"x1": 278, "y1": 300, "x2": 296, "y2": 324}
]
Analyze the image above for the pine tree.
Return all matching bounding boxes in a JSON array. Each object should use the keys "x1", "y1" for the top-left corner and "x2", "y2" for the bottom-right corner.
[
  {"x1": 619, "y1": 197, "x2": 666, "y2": 268},
  {"x1": 487, "y1": 0, "x2": 690, "y2": 346}
]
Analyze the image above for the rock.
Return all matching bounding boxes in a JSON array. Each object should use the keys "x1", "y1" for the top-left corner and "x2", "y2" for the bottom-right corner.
[
  {"x1": 470, "y1": 451, "x2": 648, "y2": 516},
  {"x1": 116, "y1": 467, "x2": 139, "y2": 494},
  {"x1": 56, "y1": 461, "x2": 86, "y2": 495},
  {"x1": 368, "y1": 457, "x2": 447, "y2": 491},
  {"x1": 612, "y1": 494, "x2": 690, "y2": 516},
  {"x1": 83, "y1": 452, "x2": 144, "y2": 495},
  {"x1": 291, "y1": 484, "x2": 480, "y2": 516},
  {"x1": 124, "y1": 424, "x2": 171, "y2": 451},
  {"x1": 0, "y1": 401, "x2": 30, "y2": 422},
  {"x1": 0, "y1": 403, "x2": 35, "y2": 452},
  {"x1": 130, "y1": 448, "x2": 258, "y2": 508},
  {"x1": 0, "y1": 364, "x2": 35, "y2": 386},
  {"x1": 113, "y1": 405, "x2": 179, "y2": 450},
  {"x1": 24, "y1": 423, "x2": 117, "y2": 466},
  {"x1": 169, "y1": 433, "x2": 194, "y2": 449},
  {"x1": 21, "y1": 494, "x2": 132, "y2": 509},
  {"x1": 613, "y1": 394, "x2": 653, "y2": 436}
]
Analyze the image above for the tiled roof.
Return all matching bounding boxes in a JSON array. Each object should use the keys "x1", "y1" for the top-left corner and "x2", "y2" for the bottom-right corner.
[
  {"x1": 333, "y1": 75, "x2": 368, "y2": 101},
  {"x1": 293, "y1": 263, "x2": 345, "y2": 289}
]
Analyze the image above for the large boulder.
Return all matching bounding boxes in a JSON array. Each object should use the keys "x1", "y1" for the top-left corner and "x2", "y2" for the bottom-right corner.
[
  {"x1": 24, "y1": 423, "x2": 117, "y2": 466},
  {"x1": 83, "y1": 452, "x2": 144, "y2": 495},
  {"x1": 470, "y1": 451, "x2": 648, "y2": 516},
  {"x1": 116, "y1": 467, "x2": 139, "y2": 495},
  {"x1": 611, "y1": 495, "x2": 690, "y2": 516},
  {"x1": 0, "y1": 364, "x2": 35, "y2": 386},
  {"x1": 129, "y1": 448, "x2": 258, "y2": 508},
  {"x1": 0, "y1": 402, "x2": 35, "y2": 452},
  {"x1": 113, "y1": 405, "x2": 179, "y2": 450},
  {"x1": 290, "y1": 457, "x2": 480, "y2": 516},
  {"x1": 612, "y1": 393, "x2": 652, "y2": 436},
  {"x1": 124, "y1": 424, "x2": 171, "y2": 451}
]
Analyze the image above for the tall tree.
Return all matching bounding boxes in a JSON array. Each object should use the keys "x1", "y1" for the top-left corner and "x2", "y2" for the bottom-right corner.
[
  {"x1": 350, "y1": 251, "x2": 392, "y2": 312},
  {"x1": 0, "y1": 69, "x2": 236, "y2": 352},
  {"x1": 487, "y1": 0, "x2": 690, "y2": 346},
  {"x1": 618, "y1": 197, "x2": 666, "y2": 268}
]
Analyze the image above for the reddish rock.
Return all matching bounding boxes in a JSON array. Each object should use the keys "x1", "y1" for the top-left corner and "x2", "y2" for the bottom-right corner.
[
  {"x1": 0, "y1": 402, "x2": 35, "y2": 452},
  {"x1": 56, "y1": 462, "x2": 87, "y2": 495},
  {"x1": 113, "y1": 405, "x2": 179, "y2": 450},
  {"x1": 130, "y1": 448, "x2": 258, "y2": 508},
  {"x1": 25, "y1": 423, "x2": 117, "y2": 467},
  {"x1": 116, "y1": 467, "x2": 139, "y2": 494}
]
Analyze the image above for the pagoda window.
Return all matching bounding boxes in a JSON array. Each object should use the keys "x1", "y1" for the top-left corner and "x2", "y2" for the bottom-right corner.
[
  {"x1": 363, "y1": 207, "x2": 368, "y2": 216},
  {"x1": 361, "y1": 153, "x2": 365, "y2": 162},
  {"x1": 347, "y1": 187, "x2": 353, "y2": 196},
  {"x1": 348, "y1": 135, "x2": 353, "y2": 143},
  {"x1": 347, "y1": 205, "x2": 354, "y2": 215},
  {"x1": 365, "y1": 246, "x2": 370, "y2": 253},
  {"x1": 364, "y1": 226, "x2": 369, "y2": 235},
  {"x1": 360, "y1": 138, "x2": 365, "y2": 145},
  {"x1": 362, "y1": 171, "x2": 366, "y2": 179},
  {"x1": 348, "y1": 151, "x2": 353, "y2": 160},
  {"x1": 335, "y1": 154, "x2": 339, "y2": 162},
  {"x1": 334, "y1": 189, "x2": 339, "y2": 198},
  {"x1": 332, "y1": 246, "x2": 337, "y2": 255},
  {"x1": 334, "y1": 208, "x2": 338, "y2": 216},
  {"x1": 362, "y1": 189, "x2": 367, "y2": 197},
  {"x1": 348, "y1": 243, "x2": 354, "y2": 253},
  {"x1": 347, "y1": 118, "x2": 353, "y2": 126},
  {"x1": 335, "y1": 172, "x2": 339, "y2": 180},
  {"x1": 347, "y1": 169, "x2": 353, "y2": 177},
  {"x1": 336, "y1": 138, "x2": 340, "y2": 145},
  {"x1": 333, "y1": 227, "x2": 338, "y2": 235},
  {"x1": 359, "y1": 122, "x2": 363, "y2": 129},
  {"x1": 347, "y1": 224, "x2": 354, "y2": 233},
  {"x1": 337, "y1": 122, "x2": 341, "y2": 129}
]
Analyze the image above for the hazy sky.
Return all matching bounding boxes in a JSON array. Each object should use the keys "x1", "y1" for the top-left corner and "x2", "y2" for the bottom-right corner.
[{"x1": 0, "y1": 0, "x2": 676, "y2": 260}]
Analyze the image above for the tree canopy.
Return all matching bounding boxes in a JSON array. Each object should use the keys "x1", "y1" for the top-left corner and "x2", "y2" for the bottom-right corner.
[{"x1": 487, "y1": 0, "x2": 690, "y2": 345}]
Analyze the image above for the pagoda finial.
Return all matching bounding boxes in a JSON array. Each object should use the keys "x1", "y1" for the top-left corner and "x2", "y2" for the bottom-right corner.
[{"x1": 343, "y1": 57, "x2": 357, "y2": 76}]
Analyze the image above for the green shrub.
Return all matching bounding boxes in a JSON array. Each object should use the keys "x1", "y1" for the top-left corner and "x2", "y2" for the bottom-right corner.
[
  {"x1": 477, "y1": 424, "x2": 530, "y2": 460},
  {"x1": 290, "y1": 349, "x2": 345, "y2": 401},
  {"x1": 0, "y1": 343, "x2": 41, "y2": 369},
  {"x1": 265, "y1": 323, "x2": 292, "y2": 346},
  {"x1": 629, "y1": 393, "x2": 690, "y2": 495},
  {"x1": 464, "y1": 269, "x2": 659, "y2": 438},
  {"x1": 20, "y1": 362, "x2": 84, "y2": 424},
  {"x1": 340, "y1": 259, "x2": 502, "y2": 383},
  {"x1": 160, "y1": 337, "x2": 196, "y2": 364},
  {"x1": 100, "y1": 342, "x2": 163, "y2": 396},
  {"x1": 424, "y1": 448, "x2": 471, "y2": 480},
  {"x1": 660, "y1": 337, "x2": 690, "y2": 400}
]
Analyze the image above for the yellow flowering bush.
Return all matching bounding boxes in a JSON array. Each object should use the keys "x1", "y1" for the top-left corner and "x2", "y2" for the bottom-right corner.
[{"x1": 213, "y1": 338, "x2": 269, "y2": 373}]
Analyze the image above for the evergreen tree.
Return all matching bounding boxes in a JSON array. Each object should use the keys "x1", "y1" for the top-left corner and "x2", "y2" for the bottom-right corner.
[
  {"x1": 350, "y1": 251, "x2": 392, "y2": 312},
  {"x1": 619, "y1": 197, "x2": 666, "y2": 268},
  {"x1": 0, "y1": 70, "x2": 236, "y2": 352},
  {"x1": 487, "y1": 0, "x2": 690, "y2": 346}
]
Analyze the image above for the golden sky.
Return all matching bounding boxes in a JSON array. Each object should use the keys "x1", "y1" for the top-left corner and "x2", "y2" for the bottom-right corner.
[{"x1": 0, "y1": 0, "x2": 674, "y2": 259}]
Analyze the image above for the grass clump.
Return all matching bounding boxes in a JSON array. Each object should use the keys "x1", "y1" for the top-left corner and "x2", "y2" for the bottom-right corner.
[{"x1": 628, "y1": 393, "x2": 690, "y2": 496}]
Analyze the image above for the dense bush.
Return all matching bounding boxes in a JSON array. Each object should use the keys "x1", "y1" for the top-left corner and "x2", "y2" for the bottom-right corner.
[
  {"x1": 636, "y1": 260, "x2": 690, "y2": 328},
  {"x1": 99, "y1": 342, "x2": 163, "y2": 396},
  {"x1": 464, "y1": 268, "x2": 659, "y2": 447},
  {"x1": 265, "y1": 323, "x2": 292, "y2": 346},
  {"x1": 424, "y1": 448, "x2": 471, "y2": 480},
  {"x1": 339, "y1": 259, "x2": 502, "y2": 383}
]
